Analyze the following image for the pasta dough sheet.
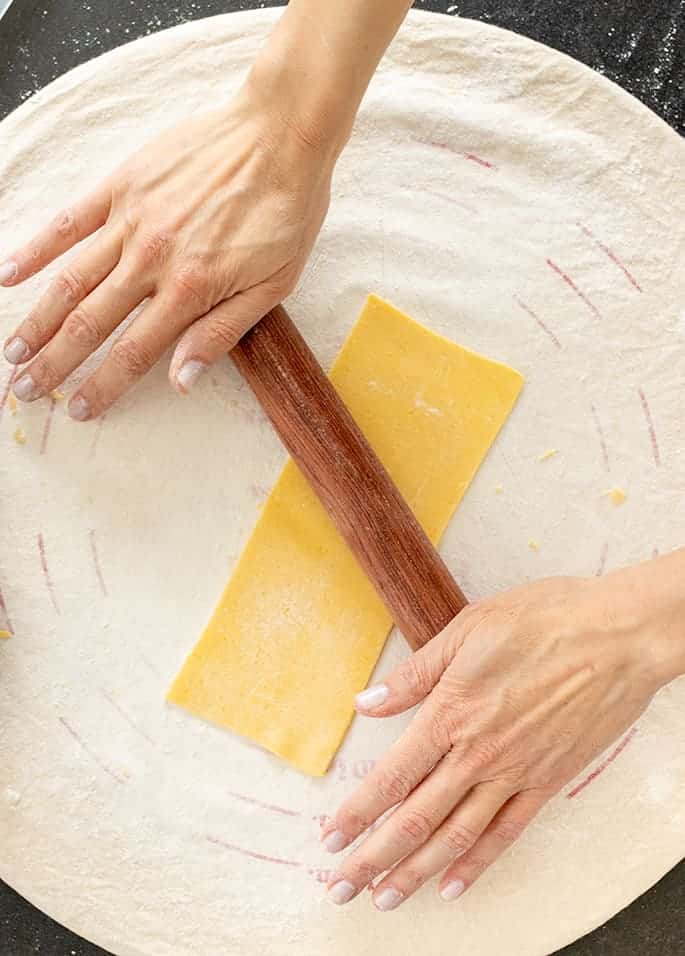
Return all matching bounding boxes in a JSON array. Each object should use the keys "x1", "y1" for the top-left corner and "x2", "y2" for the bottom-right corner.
[{"x1": 168, "y1": 295, "x2": 523, "y2": 775}]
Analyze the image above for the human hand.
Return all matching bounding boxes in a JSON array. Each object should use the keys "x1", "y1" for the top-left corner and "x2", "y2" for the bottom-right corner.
[
  {"x1": 323, "y1": 561, "x2": 684, "y2": 910},
  {"x1": 1, "y1": 81, "x2": 335, "y2": 420}
]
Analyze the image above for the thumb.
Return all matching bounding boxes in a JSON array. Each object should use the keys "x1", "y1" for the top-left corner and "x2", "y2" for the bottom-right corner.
[
  {"x1": 169, "y1": 285, "x2": 277, "y2": 392},
  {"x1": 355, "y1": 619, "x2": 462, "y2": 717}
]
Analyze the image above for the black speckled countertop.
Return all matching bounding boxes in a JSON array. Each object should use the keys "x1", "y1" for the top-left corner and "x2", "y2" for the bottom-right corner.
[{"x1": 0, "y1": 1, "x2": 683, "y2": 954}]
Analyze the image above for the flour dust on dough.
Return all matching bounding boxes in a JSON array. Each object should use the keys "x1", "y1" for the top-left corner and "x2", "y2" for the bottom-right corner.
[{"x1": 0, "y1": 10, "x2": 683, "y2": 956}]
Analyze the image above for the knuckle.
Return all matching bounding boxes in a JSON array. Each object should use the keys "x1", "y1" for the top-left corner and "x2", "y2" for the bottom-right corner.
[
  {"x1": 23, "y1": 312, "x2": 46, "y2": 344},
  {"x1": 439, "y1": 820, "x2": 479, "y2": 856},
  {"x1": 171, "y1": 267, "x2": 209, "y2": 309},
  {"x1": 53, "y1": 208, "x2": 77, "y2": 238},
  {"x1": 134, "y1": 229, "x2": 171, "y2": 267},
  {"x1": 63, "y1": 307, "x2": 102, "y2": 348},
  {"x1": 376, "y1": 766, "x2": 413, "y2": 806},
  {"x1": 397, "y1": 867, "x2": 426, "y2": 894},
  {"x1": 428, "y1": 704, "x2": 461, "y2": 750},
  {"x1": 464, "y1": 855, "x2": 490, "y2": 881},
  {"x1": 207, "y1": 317, "x2": 243, "y2": 352},
  {"x1": 399, "y1": 655, "x2": 430, "y2": 697},
  {"x1": 55, "y1": 268, "x2": 88, "y2": 304},
  {"x1": 472, "y1": 736, "x2": 507, "y2": 768},
  {"x1": 26, "y1": 355, "x2": 55, "y2": 390},
  {"x1": 349, "y1": 860, "x2": 382, "y2": 887},
  {"x1": 491, "y1": 817, "x2": 527, "y2": 847},
  {"x1": 395, "y1": 807, "x2": 435, "y2": 844},
  {"x1": 110, "y1": 337, "x2": 154, "y2": 378},
  {"x1": 336, "y1": 807, "x2": 371, "y2": 837}
]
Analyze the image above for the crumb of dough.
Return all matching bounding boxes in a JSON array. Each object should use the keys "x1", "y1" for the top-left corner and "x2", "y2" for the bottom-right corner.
[
  {"x1": 50, "y1": 390, "x2": 65, "y2": 401},
  {"x1": 606, "y1": 487, "x2": 627, "y2": 505},
  {"x1": 528, "y1": 539, "x2": 540, "y2": 551},
  {"x1": 0, "y1": 630, "x2": 11, "y2": 640},
  {"x1": 494, "y1": 484, "x2": 504, "y2": 494},
  {"x1": 8, "y1": 392, "x2": 17, "y2": 414},
  {"x1": 13, "y1": 428, "x2": 27, "y2": 445},
  {"x1": 538, "y1": 448, "x2": 558, "y2": 462}
]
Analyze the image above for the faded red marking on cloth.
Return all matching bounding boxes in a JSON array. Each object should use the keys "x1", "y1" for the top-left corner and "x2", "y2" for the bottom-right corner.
[
  {"x1": 595, "y1": 541, "x2": 609, "y2": 577},
  {"x1": 206, "y1": 835, "x2": 301, "y2": 868},
  {"x1": 59, "y1": 716, "x2": 126, "y2": 784},
  {"x1": 638, "y1": 388, "x2": 661, "y2": 466},
  {"x1": 420, "y1": 138, "x2": 497, "y2": 170},
  {"x1": 0, "y1": 584, "x2": 13, "y2": 635},
  {"x1": 0, "y1": 367, "x2": 18, "y2": 423},
  {"x1": 578, "y1": 223, "x2": 642, "y2": 292},
  {"x1": 464, "y1": 152, "x2": 496, "y2": 169},
  {"x1": 419, "y1": 185, "x2": 477, "y2": 214},
  {"x1": 590, "y1": 403, "x2": 610, "y2": 472},
  {"x1": 38, "y1": 534, "x2": 59, "y2": 615},
  {"x1": 513, "y1": 295, "x2": 562, "y2": 349},
  {"x1": 89, "y1": 416, "x2": 106, "y2": 459},
  {"x1": 89, "y1": 530, "x2": 108, "y2": 597},
  {"x1": 40, "y1": 396, "x2": 57, "y2": 455},
  {"x1": 101, "y1": 689, "x2": 154, "y2": 745},
  {"x1": 567, "y1": 727, "x2": 638, "y2": 799},
  {"x1": 228, "y1": 790, "x2": 300, "y2": 817},
  {"x1": 546, "y1": 258, "x2": 602, "y2": 321}
]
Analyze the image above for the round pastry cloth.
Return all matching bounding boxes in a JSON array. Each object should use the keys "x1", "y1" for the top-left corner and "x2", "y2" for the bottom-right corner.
[{"x1": 0, "y1": 9, "x2": 683, "y2": 956}]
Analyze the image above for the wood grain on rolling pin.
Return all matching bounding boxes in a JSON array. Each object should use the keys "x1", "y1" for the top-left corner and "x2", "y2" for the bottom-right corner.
[{"x1": 231, "y1": 304, "x2": 468, "y2": 651}]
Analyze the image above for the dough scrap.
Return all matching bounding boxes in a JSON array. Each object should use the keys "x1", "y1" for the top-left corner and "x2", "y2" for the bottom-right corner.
[{"x1": 168, "y1": 295, "x2": 523, "y2": 775}]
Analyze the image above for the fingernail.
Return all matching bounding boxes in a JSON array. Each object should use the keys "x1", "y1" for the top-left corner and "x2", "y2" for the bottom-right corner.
[
  {"x1": 176, "y1": 360, "x2": 207, "y2": 393},
  {"x1": 4, "y1": 337, "x2": 30, "y2": 364},
  {"x1": 329, "y1": 880, "x2": 356, "y2": 906},
  {"x1": 355, "y1": 683, "x2": 388, "y2": 711},
  {"x1": 322, "y1": 829, "x2": 348, "y2": 854},
  {"x1": 440, "y1": 879, "x2": 466, "y2": 902},
  {"x1": 68, "y1": 395, "x2": 91, "y2": 421},
  {"x1": 0, "y1": 262, "x2": 18, "y2": 285},
  {"x1": 12, "y1": 374, "x2": 37, "y2": 401},
  {"x1": 374, "y1": 888, "x2": 404, "y2": 911}
]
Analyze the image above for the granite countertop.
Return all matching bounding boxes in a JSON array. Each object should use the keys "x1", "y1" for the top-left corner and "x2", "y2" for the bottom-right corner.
[{"x1": 0, "y1": 1, "x2": 683, "y2": 954}]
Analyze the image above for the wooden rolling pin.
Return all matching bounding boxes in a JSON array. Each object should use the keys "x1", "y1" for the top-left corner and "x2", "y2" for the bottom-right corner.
[{"x1": 231, "y1": 304, "x2": 467, "y2": 652}]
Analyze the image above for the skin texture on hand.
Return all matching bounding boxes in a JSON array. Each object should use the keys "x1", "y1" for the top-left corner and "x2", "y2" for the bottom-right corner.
[
  {"x1": 0, "y1": 0, "x2": 414, "y2": 420},
  {"x1": 323, "y1": 552, "x2": 685, "y2": 911},
  {"x1": 1, "y1": 94, "x2": 334, "y2": 420}
]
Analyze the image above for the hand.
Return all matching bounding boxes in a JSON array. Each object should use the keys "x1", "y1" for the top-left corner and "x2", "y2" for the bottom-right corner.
[
  {"x1": 323, "y1": 565, "x2": 680, "y2": 910},
  {"x1": 1, "y1": 81, "x2": 335, "y2": 420}
]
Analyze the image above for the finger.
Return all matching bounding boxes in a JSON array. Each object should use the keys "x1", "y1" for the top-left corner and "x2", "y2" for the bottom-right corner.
[
  {"x1": 355, "y1": 621, "x2": 463, "y2": 717},
  {"x1": 322, "y1": 703, "x2": 450, "y2": 855},
  {"x1": 369, "y1": 781, "x2": 513, "y2": 910},
  {"x1": 326, "y1": 750, "x2": 480, "y2": 903},
  {"x1": 12, "y1": 261, "x2": 151, "y2": 403},
  {"x1": 68, "y1": 291, "x2": 196, "y2": 420},
  {"x1": 3, "y1": 231, "x2": 122, "y2": 366},
  {"x1": 169, "y1": 284, "x2": 278, "y2": 393},
  {"x1": 0, "y1": 184, "x2": 112, "y2": 287},
  {"x1": 438, "y1": 789, "x2": 549, "y2": 902}
]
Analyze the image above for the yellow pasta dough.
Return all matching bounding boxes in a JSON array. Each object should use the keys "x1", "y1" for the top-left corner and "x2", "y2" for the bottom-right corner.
[{"x1": 168, "y1": 295, "x2": 523, "y2": 775}]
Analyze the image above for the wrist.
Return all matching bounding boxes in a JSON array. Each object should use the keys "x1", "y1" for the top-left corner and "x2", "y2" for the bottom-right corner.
[
  {"x1": 604, "y1": 550, "x2": 685, "y2": 689},
  {"x1": 246, "y1": 6, "x2": 370, "y2": 163}
]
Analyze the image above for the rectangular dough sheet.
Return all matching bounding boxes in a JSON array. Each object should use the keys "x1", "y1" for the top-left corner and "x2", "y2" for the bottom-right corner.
[{"x1": 168, "y1": 295, "x2": 523, "y2": 775}]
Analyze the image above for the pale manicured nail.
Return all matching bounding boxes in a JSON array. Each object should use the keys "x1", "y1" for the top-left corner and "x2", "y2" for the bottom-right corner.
[
  {"x1": 374, "y1": 888, "x2": 404, "y2": 911},
  {"x1": 4, "y1": 337, "x2": 30, "y2": 364},
  {"x1": 355, "y1": 683, "x2": 389, "y2": 711},
  {"x1": 440, "y1": 879, "x2": 466, "y2": 902},
  {"x1": 0, "y1": 262, "x2": 18, "y2": 285},
  {"x1": 329, "y1": 880, "x2": 356, "y2": 905},
  {"x1": 323, "y1": 829, "x2": 348, "y2": 854},
  {"x1": 176, "y1": 360, "x2": 207, "y2": 393},
  {"x1": 12, "y1": 374, "x2": 37, "y2": 401},
  {"x1": 68, "y1": 395, "x2": 91, "y2": 422}
]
